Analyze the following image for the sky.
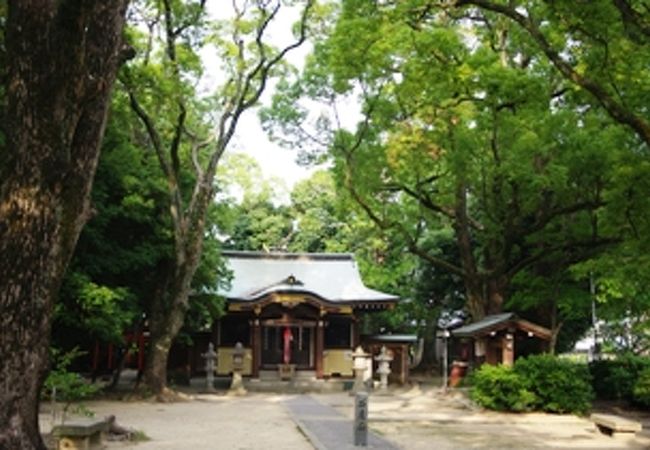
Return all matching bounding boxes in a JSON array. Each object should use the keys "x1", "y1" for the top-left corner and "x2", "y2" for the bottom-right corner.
[{"x1": 202, "y1": 1, "x2": 317, "y2": 192}]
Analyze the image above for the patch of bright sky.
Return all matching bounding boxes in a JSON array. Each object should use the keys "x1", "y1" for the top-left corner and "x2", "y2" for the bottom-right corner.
[{"x1": 199, "y1": 1, "x2": 317, "y2": 195}]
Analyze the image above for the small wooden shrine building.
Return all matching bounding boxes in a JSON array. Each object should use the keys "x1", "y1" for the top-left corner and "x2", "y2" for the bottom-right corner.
[
  {"x1": 214, "y1": 251, "x2": 399, "y2": 379},
  {"x1": 451, "y1": 312, "x2": 551, "y2": 367}
]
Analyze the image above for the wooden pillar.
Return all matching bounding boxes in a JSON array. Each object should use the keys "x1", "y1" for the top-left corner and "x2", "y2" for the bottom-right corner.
[
  {"x1": 502, "y1": 331, "x2": 514, "y2": 366},
  {"x1": 352, "y1": 312, "x2": 361, "y2": 347},
  {"x1": 315, "y1": 320, "x2": 324, "y2": 379},
  {"x1": 401, "y1": 344, "x2": 408, "y2": 384},
  {"x1": 252, "y1": 319, "x2": 261, "y2": 378}
]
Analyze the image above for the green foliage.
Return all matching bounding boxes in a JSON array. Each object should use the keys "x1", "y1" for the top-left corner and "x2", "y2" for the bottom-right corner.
[
  {"x1": 288, "y1": 171, "x2": 342, "y2": 253},
  {"x1": 471, "y1": 355, "x2": 593, "y2": 415},
  {"x1": 573, "y1": 239, "x2": 650, "y2": 355},
  {"x1": 57, "y1": 273, "x2": 136, "y2": 343},
  {"x1": 633, "y1": 368, "x2": 650, "y2": 408},
  {"x1": 42, "y1": 348, "x2": 99, "y2": 422},
  {"x1": 470, "y1": 364, "x2": 536, "y2": 412},
  {"x1": 590, "y1": 355, "x2": 650, "y2": 401},
  {"x1": 131, "y1": 429, "x2": 152, "y2": 442},
  {"x1": 262, "y1": 0, "x2": 645, "y2": 331},
  {"x1": 515, "y1": 354, "x2": 593, "y2": 415},
  {"x1": 55, "y1": 102, "x2": 170, "y2": 348},
  {"x1": 509, "y1": 267, "x2": 592, "y2": 354}
]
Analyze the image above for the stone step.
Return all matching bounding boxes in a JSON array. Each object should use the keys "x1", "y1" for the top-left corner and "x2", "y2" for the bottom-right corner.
[
  {"x1": 591, "y1": 413, "x2": 642, "y2": 436},
  {"x1": 258, "y1": 369, "x2": 317, "y2": 380},
  {"x1": 245, "y1": 378, "x2": 351, "y2": 394}
]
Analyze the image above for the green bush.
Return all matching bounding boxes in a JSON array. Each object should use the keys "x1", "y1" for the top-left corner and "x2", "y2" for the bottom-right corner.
[
  {"x1": 42, "y1": 348, "x2": 99, "y2": 423},
  {"x1": 590, "y1": 355, "x2": 650, "y2": 401},
  {"x1": 515, "y1": 354, "x2": 593, "y2": 415},
  {"x1": 632, "y1": 367, "x2": 650, "y2": 407},
  {"x1": 469, "y1": 364, "x2": 536, "y2": 412},
  {"x1": 470, "y1": 355, "x2": 593, "y2": 415}
]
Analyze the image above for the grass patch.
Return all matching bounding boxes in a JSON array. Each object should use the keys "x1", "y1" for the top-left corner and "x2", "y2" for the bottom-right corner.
[{"x1": 130, "y1": 429, "x2": 152, "y2": 442}]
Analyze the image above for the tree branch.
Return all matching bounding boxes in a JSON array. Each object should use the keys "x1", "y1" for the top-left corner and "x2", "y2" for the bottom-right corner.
[
  {"x1": 454, "y1": 0, "x2": 650, "y2": 146},
  {"x1": 208, "y1": 0, "x2": 314, "y2": 177},
  {"x1": 612, "y1": 0, "x2": 650, "y2": 41},
  {"x1": 506, "y1": 236, "x2": 621, "y2": 280}
]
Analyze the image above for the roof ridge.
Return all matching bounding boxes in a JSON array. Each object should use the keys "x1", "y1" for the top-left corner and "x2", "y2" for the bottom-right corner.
[{"x1": 221, "y1": 250, "x2": 354, "y2": 261}]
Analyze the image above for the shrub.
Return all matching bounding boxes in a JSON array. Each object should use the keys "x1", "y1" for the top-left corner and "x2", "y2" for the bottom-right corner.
[
  {"x1": 42, "y1": 348, "x2": 99, "y2": 423},
  {"x1": 515, "y1": 354, "x2": 593, "y2": 415},
  {"x1": 469, "y1": 364, "x2": 536, "y2": 412},
  {"x1": 590, "y1": 355, "x2": 650, "y2": 401},
  {"x1": 632, "y1": 367, "x2": 650, "y2": 407}
]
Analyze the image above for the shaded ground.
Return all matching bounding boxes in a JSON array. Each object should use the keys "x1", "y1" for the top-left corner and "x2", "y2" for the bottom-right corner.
[
  {"x1": 40, "y1": 384, "x2": 650, "y2": 449},
  {"x1": 40, "y1": 395, "x2": 312, "y2": 450}
]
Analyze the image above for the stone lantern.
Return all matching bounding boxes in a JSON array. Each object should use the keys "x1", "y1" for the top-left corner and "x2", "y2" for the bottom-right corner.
[
  {"x1": 229, "y1": 341, "x2": 247, "y2": 395},
  {"x1": 374, "y1": 346, "x2": 393, "y2": 392},
  {"x1": 351, "y1": 346, "x2": 370, "y2": 394},
  {"x1": 201, "y1": 343, "x2": 218, "y2": 393}
]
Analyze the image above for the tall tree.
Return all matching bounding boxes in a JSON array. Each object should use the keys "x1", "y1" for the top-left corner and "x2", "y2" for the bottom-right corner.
[
  {"x1": 0, "y1": 2, "x2": 129, "y2": 448},
  {"x1": 122, "y1": 0, "x2": 313, "y2": 397},
  {"x1": 452, "y1": 0, "x2": 650, "y2": 147},
  {"x1": 264, "y1": 0, "x2": 633, "y2": 321},
  {"x1": 218, "y1": 153, "x2": 293, "y2": 251}
]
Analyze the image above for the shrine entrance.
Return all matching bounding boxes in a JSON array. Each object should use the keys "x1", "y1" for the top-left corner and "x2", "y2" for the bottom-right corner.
[
  {"x1": 212, "y1": 251, "x2": 400, "y2": 380},
  {"x1": 261, "y1": 322, "x2": 314, "y2": 369}
]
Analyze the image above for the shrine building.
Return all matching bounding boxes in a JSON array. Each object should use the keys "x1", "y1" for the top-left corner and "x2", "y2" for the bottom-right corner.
[{"x1": 214, "y1": 251, "x2": 400, "y2": 379}]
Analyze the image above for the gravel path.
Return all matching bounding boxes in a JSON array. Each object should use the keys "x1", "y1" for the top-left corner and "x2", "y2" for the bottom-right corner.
[{"x1": 39, "y1": 388, "x2": 650, "y2": 449}]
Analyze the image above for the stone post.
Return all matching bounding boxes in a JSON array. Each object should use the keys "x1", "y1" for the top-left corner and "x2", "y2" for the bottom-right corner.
[
  {"x1": 354, "y1": 391, "x2": 369, "y2": 446},
  {"x1": 201, "y1": 343, "x2": 218, "y2": 393},
  {"x1": 350, "y1": 346, "x2": 370, "y2": 395},
  {"x1": 374, "y1": 346, "x2": 393, "y2": 392},
  {"x1": 229, "y1": 342, "x2": 247, "y2": 395}
]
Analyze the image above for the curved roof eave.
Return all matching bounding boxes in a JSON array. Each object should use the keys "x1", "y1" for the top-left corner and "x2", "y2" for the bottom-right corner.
[{"x1": 227, "y1": 287, "x2": 399, "y2": 305}]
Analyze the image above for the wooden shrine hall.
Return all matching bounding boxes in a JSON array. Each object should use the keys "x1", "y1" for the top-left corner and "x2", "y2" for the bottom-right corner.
[
  {"x1": 214, "y1": 251, "x2": 400, "y2": 379},
  {"x1": 451, "y1": 312, "x2": 552, "y2": 367}
]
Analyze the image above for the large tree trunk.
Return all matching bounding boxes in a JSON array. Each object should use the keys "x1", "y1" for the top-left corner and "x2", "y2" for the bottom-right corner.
[
  {"x1": 144, "y1": 193, "x2": 211, "y2": 398},
  {"x1": 453, "y1": 181, "x2": 488, "y2": 321},
  {"x1": 129, "y1": 1, "x2": 312, "y2": 399},
  {"x1": 0, "y1": 3, "x2": 128, "y2": 448},
  {"x1": 144, "y1": 263, "x2": 200, "y2": 398}
]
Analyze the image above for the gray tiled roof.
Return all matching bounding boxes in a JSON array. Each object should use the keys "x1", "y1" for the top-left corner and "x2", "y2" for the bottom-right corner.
[
  {"x1": 219, "y1": 251, "x2": 399, "y2": 304},
  {"x1": 451, "y1": 313, "x2": 516, "y2": 337},
  {"x1": 364, "y1": 334, "x2": 418, "y2": 343}
]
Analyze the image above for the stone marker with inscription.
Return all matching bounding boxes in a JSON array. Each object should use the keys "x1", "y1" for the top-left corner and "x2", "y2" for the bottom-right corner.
[{"x1": 354, "y1": 392, "x2": 369, "y2": 446}]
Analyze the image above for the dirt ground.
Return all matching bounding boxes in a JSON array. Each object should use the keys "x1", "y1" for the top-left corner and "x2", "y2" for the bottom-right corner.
[
  {"x1": 40, "y1": 395, "x2": 312, "y2": 450},
  {"x1": 318, "y1": 386, "x2": 650, "y2": 449},
  {"x1": 40, "y1": 387, "x2": 650, "y2": 449}
]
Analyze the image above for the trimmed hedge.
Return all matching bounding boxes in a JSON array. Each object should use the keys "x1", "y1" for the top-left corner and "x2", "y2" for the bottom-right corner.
[
  {"x1": 515, "y1": 354, "x2": 593, "y2": 414},
  {"x1": 633, "y1": 367, "x2": 650, "y2": 408},
  {"x1": 469, "y1": 364, "x2": 536, "y2": 412},
  {"x1": 470, "y1": 354, "x2": 593, "y2": 415},
  {"x1": 590, "y1": 355, "x2": 650, "y2": 402}
]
